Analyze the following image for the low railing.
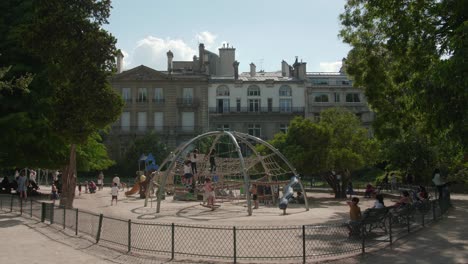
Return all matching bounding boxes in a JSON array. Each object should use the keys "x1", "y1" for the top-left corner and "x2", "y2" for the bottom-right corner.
[
  {"x1": 0, "y1": 194, "x2": 451, "y2": 263},
  {"x1": 208, "y1": 107, "x2": 305, "y2": 114}
]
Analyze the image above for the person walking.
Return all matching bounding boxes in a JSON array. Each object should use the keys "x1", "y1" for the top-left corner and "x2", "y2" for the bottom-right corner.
[
  {"x1": 432, "y1": 168, "x2": 445, "y2": 200},
  {"x1": 97, "y1": 171, "x2": 104, "y2": 191},
  {"x1": 203, "y1": 178, "x2": 215, "y2": 210},
  {"x1": 250, "y1": 184, "x2": 259, "y2": 209}
]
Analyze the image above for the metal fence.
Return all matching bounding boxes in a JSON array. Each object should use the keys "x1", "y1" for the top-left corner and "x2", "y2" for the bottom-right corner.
[{"x1": 0, "y1": 194, "x2": 452, "y2": 263}]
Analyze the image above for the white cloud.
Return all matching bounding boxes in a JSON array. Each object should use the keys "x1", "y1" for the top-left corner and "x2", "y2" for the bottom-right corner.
[
  {"x1": 123, "y1": 36, "x2": 196, "y2": 71},
  {"x1": 319, "y1": 61, "x2": 342, "y2": 72},
  {"x1": 195, "y1": 31, "x2": 217, "y2": 49}
]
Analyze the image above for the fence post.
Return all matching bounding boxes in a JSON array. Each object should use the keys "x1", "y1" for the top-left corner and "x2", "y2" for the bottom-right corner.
[
  {"x1": 10, "y1": 195, "x2": 13, "y2": 212},
  {"x1": 128, "y1": 219, "x2": 131, "y2": 252},
  {"x1": 63, "y1": 206, "x2": 66, "y2": 229},
  {"x1": 41, "y1": 202, "x2": 46, "y2": 222},
  {"x1": 361, "y1": 224, "x2": 366, "y2": 254},
  {"x1": 75, "y1": 209, "x2": 79, "y2": 236},
  {"x1": 389, "y1": 213, "x2": 393, "y2": 245},
  {"x1": 171, "y1": 223, "x2": 175, "y2": 260},
  {"x1": 30, "y1": 200, "x2": 33, "y2": 218},
  {"x1": 432, "y1": 200, "x2": 436, "y2": 220},
  {"x1": 233, "y1": 226, "x2": 237, "y2": 264},
  {"x1": 302, "y1": 225, "x2": 306, "y2": 263},
  {"x1": 20, "y1": 198, "x2": 23, "y2": 215},
  {"x1": 421, "y1": 209, "x2": 425, "y2": 227},
  {"x1": 50, "y1": 204, "x2": 54, "y2": 225},
  {"x1": 406, "y1": 212, "x2": 410, "y2": 234},
  {"x1": 96, "y1": 214, "x2": 103, "y2": 243}
]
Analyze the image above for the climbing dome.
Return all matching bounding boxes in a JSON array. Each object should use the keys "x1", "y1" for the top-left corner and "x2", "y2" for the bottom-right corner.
[{"x1": 144, "y1": 131, "x2": 309, "y2": 215}]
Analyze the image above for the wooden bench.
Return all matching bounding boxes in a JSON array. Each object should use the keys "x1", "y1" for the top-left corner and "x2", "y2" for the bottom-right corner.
[
  {"x1": 361, "y1": 207, "x2": 389, "y2": 235},
  {"x1": 348, "y1": 207, "x2": 389, "y2": 237}
]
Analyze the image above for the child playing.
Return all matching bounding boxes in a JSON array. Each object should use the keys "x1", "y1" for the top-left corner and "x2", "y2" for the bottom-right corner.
[
  {"x1": 346, "y1": 197, "x2": 362, "y2": 236},
  {"x1": 204, "y1": 178, "x2": 215, "y2": 210},
  {"x1": 250, "y1": 184, "x2": 259, "y2": 209},
  {"x1": 183, "y1": 160, "x2": 193, "y2": 187},
  {"x1": 111, "y1": 183, "x2": 119, "y2": 206}
]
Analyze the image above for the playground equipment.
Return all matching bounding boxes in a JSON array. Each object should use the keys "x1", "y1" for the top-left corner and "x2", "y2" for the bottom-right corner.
[
  {"x1": 125, "y1": 182, "x2": 140, "y2": 196},
  {"x1": 144, "y1": 131, "x2": 309, "y2": 216}
]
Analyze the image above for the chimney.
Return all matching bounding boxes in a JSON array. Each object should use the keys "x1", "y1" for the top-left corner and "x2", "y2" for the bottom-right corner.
[
  {"x1": 281, "y1": 60, "x2": 289, "y2": 77},
  {"x1": 116, "y1": 49, "x2": 124, "y2": 73},
  {"x1": 199, "y1": 43, "x2": 205, "y2": 73},
  {"x1": 167, "y1": 50, "x2": 174, "y2": 72},
  {"x1": 233, "y1": 60, "x2": 239, "y2": 80},
  {"x1": 339, "y1": 57, "x2": 347, "y2": 74},
  {"x1": 219, "y1": 43, "x2": 236, "y2": 76},
  {"x1": 250, "y1": 63, "x2": 256, "y2": 77},
  {"x1": 297, "y1": 62, "x2": 306, "y2": 80}
]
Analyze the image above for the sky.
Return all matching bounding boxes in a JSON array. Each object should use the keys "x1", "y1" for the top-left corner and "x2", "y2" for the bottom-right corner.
[{"x1": 104, "y1": 0, "x2": 350, "y2": 73}]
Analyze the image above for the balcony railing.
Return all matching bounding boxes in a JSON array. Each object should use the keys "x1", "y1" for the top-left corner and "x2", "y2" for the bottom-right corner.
[
  {"x1": 208, "y1": 107, "x2": 304, "y2": 114},
  {"x1": 111, "y1": 126, "x2": 203, "y2": 135},
  {"x1": 176, "y1": 98, "x2": 200, "y2": 107},
  {"x1": 152, "y1": 98, "x2": 165, "y2": 104}
]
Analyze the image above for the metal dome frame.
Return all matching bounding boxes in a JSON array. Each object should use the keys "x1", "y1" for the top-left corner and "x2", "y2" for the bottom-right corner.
[{"x1": 145, "y1": 131, "x2": 309, "y2": 216}]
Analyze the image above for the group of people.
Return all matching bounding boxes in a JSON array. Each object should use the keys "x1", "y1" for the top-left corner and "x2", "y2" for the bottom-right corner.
[
  {"x1": 0, "y1": 170, "x2": 42, "y2": 200},
  {"x1": 182, "y1": 148, "x2": 217, "y2": 189},
  {"x1": 346, "y1": 184, "x2": 430, "y2": 236}
]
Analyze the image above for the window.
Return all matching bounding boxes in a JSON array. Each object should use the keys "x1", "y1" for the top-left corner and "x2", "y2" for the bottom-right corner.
[
  {"x1": 279, "y1": 85, "x2": 292, "y2": 96},
  {"x1": 236, "y1": 98, "x2": 241, "y2": 112},
  {"x1": 247, "y1": 85, "x2": 260, "y2": 96},
  {"x1": 267, "y1": 98, "x2": 273, "y2": 112},
  {"x1": 181, "y1": 112, "x2": 194, "y2": 131},
  {"x1": 121, "y1": 112, "x2": 130, "y2": 131},
  {"x1": 248, "y1": 124, "x2": 261, "y2": 137},
  {"x1": 154, "y1": 112, "x2": 163, "y2": 131},
  {"x1": 342, "y1": 80, "x2": 351, "y2": 85},
  {"x1": 216, "y1": 124, "x2": 230, "y2": 131},
  {"x1": 279, "y1": 99, "x2": 292, "y2": 112},
  {"x1": 312, "y1": 78, "x2": 328, "y2": 85},
  {"x1": 154, "y1": 88, "x2": 164, "y2": 103},
  {"x1": 217, "y1": 99, "x2": 230, "y2": 113},
  {"x1": 216, "y1": 85, "x2": 230, "y2": 96},
  {"x1": 137, "y1": 112, "x2": 147, "y2": 131},
  {"x1": 334, "y1": 92, "x2": 340, "y2": 103},
  {"x1": 346, "y1": 93, "x2": 360, "y2": 103},
  {"x1": 122, "y1": 88, "x2": 131, "y2": 102},
  {"x1": 279, "y1": 124, "x2": 288, "y2": 133},
  {"x1": 313, "y1": 93, "x2": 329, "y2": 102},
  {"x1": 183, "y1": 88, "x2": 193, "y2": 104},
  {"x1": 137, "y1": 88, "x2": 147, "y2": 102},
  {"x1": 248, "y1": 99, "x2": 260, "y2": 112}
]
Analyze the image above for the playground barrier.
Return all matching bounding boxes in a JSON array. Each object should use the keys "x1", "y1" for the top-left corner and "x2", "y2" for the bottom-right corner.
[{"x1": 0, "y1": 194, "x2": 451, "y2": 263}]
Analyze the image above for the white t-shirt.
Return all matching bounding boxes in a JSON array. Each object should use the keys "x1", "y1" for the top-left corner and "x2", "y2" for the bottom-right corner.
[
  {"x1": 184, "y1": 164, "x2": 191, "y2": 174},
  {"x1": 111, "y1": 186, "x2": 119, "y2": 196},
  {"x1": 374, "y1": 201, "x2": 384, "y2": 209},
  {"x1": 190, "y1": 153, "x2": 197, "y2": 163},
  {"x1": 432, "y1": 173, "x2": 444, "y2": 186}
]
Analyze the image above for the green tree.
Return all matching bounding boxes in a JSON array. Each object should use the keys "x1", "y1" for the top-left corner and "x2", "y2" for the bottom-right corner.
[
  {"x1": 114, "y1": 132, "x2": 170, "y2": 178},
  {"x1": 319, "y1": 108, "x2": 378, "y2": 198},
  {"x1": 339, "y1": 0, "x2": 467, "y2": 152},
  {"x1": 268, "y1": 109, "x2": 377, "y2": 198},
  {"x1": 0, "y1": 0, "x2": 123, "y2": 208}
]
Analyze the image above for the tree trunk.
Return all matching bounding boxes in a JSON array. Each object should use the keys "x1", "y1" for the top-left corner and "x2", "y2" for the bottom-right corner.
[
  {"x1": 323, "y1": 169, "x2": 350, "y2": 199},
  {"x1": 60, "y1": 144, "x2": 77, "y2": 209}
]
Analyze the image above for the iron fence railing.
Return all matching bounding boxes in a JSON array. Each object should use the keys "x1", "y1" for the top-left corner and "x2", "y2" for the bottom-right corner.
[{"x1": 0, "y1": 193, "x2": 452, "y2": 263}]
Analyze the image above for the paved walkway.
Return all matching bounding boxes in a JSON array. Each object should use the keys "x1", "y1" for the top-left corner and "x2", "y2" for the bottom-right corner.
[{"x1": 1, "y1": 196, "x2": 467, "y2": 264}]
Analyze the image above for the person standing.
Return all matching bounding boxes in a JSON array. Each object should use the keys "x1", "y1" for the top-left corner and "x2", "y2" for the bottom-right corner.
[
  {"x1": 113, "y1": 174, "x2": 121, "y2": 190},
  {"x1": 191, "y1": 149, "x2": 198, "y2": 175},
  {"x1": 97, "y1": 171, "x2": 104, "y2": 191},
  {"x1": 111, "y1": 183, "x2": 119, "y2": 206},
  {"x1": 17, "y1": 171, "x2": 28, "y2": 201},
  {"x1": 203, "y1": 178, "x2": 215, "y2": 210},
  {"x1": 391, "y1": 173, "x2": 397, "y2": 192},
  {"x1": 432, "y1": 168, "x2": 445, "y2": 200},
  {"x1": 51, "y1": 183, "x2": 58, "y2": 204},
  {"x1": 208, "y1": 149, "x2": 216, "y2": 173},
  {"x1": 250, "y1": 184, "x2": 259, "y2": 209},
  {"x1": 346, "y1": 197, "x2": 362, "y2": 236}
]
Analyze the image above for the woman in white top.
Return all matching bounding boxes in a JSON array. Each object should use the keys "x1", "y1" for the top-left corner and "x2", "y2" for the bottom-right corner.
[
  {"x1": 190, "y1": 149, "x2": 198, "y2": 175},
  {"x1": 373, "y1": 194, "x2": 385, "y2": 209}
]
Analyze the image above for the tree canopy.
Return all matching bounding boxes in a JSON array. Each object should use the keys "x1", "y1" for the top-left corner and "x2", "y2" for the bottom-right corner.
[
  {"x1": 339, "y1": 0, "x2": 467, "y2": 152},
  {"x1": 0, "y1": 0, "x2": 123, "y2": 207},
  {"x1": 268, "y1": 108, "x2": 378, "y2": 197}
]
